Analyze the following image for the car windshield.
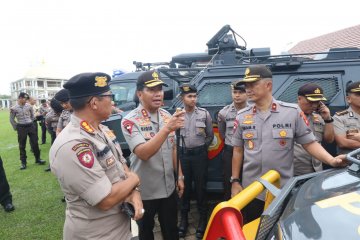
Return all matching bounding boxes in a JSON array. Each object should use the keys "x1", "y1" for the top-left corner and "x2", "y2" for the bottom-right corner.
[{"x1": 110, "y1": 82, "x2": 137, "y2": 111}]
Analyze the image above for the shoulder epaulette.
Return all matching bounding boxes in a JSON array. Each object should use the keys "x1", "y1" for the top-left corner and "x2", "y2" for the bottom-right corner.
[
  {"x1": 335, "y1": 110, "x2": 348, "y2": 116},
  {"x1": 277, "y1": 101, "x2": 298, "y2": 109}
]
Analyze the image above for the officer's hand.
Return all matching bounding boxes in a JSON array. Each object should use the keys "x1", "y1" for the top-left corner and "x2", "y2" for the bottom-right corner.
[
  {"x1": 231, "y1": 182, "x2": 243, "y2": 198},
  {"x1": 346, "y1": 132, "x2": 360, "y2": 141},
  {"x1": 125, "y1": 171, "x2": 140, "y2": 187},
  {"x1": 127, "y1": 190, "x2": 144, "y2": 221},
  {"x1": 165, "y1": 110, "x2": 185, "y2": 132},
  {"x1": 318, "y1": 101, "x2": 331, "y2": 120},
  {"x1": 177, "y1": 179, "x2": 185, "y2": 198},
  {"x1": 330, "y1": 155, "x2": 349, "y2": 167}
]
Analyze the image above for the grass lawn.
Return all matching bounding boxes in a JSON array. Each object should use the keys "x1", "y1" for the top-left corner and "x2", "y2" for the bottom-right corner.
[{"x1": 0, "y1": 110, "x2": 65, "y2": 239}]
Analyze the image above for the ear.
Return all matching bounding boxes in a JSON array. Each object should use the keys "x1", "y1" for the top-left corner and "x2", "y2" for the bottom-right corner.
[{"x1": 346, "y1": 95, "x2": 351, "y2": 104}]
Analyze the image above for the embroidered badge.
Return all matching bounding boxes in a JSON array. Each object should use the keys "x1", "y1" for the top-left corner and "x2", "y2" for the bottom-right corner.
[
  {"x1": 106, "y1": 130, "x2": 116, "y2": 139},
  {"x1": 271, "y1": 103, "x2": 277, "y2": 111},
  {"x1": 279, "y1": 139, "x2": 287, "y2": 146},
  {"x1": 244, "y1": 132, "x2": 254, "y2": 139},
  {"x1": 72, "y1": 143, "x2": 90, "y2": 151},
  {"x1": 141, "y1": 109, "x2": 149, "y2": 118},
  {"x1": 122, "y1": 120, "x2": 134, "y2": 134},
  {"x1": 94, "y1": 76, "x2": 108, "y2": 87},
  {"x1": 252, "y1": 106, "x2": 257, "y2": 114},
  {"x1": 106, "y1": 157, "x2": 115, "y2": 167},
  {"x1": 150, "y1": 132, "x2": 155, "y2": 137},
  {"x1": 300, "y1": 111, "x2": 309, "y2": 126},
  {"x1": 81, "y1": 121, "x2": 95, "y2": 134},
  {"x1": 77, "y1": 149, "x2": 94, "y2": 168},
  {"x1": 244, "y1": 114, "x2": 253, "y2": 119},
  {"x1": 233, "y1": 119, "x2": 239, "y2": 133},
  {"x1": 248, "y1": 140, "x2": 254, "y2": 150},
  {"x1": 242, "y1": 119, "x2": 254, "y2": 125},
  {"x1": 279, "y1": 130, "x2": 287, "y2": 138}
]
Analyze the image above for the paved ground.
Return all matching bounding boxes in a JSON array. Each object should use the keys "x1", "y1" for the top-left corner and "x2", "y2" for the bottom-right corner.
[{"x1": 132, "y1": 194, "x2": 223, "y2": 240}]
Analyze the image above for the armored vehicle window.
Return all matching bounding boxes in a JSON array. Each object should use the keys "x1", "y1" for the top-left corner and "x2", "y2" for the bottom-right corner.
[
  {"x1": 277, "y1": 76, "x2": 340, "y2": 103},
  {"x1": 110, "y1": 82, "x2": 136, "y2": 111},
  {"x1": 197, "y1": 82, "x2": 233, "y2": 106}
]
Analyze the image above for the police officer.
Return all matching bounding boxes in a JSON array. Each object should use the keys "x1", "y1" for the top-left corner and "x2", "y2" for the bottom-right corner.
[
  {"x1": 231, "y1": 65, "x2": 347, "y2": 223},
  {"x1": 294, "y1": 83, "x2": 335, "y2": 176},
  {"x1": 54, "y1": 89, "x2": 72, "y2": 136},
  {"x1": 39, "y1": 99, "x2": 50, "y2": 144},
  {"x1": 217, "y1": 80, "x2": 248, "y2": 200},
  {"x1": 10, "y1": 92, "x2": 45, "y2": 170},
  {"x1": 0, "y1": 155, "x2": 15, "y2": 212},
  {"x1": 177, "y1": 83, "x2": 214, "y2": 239},
  {"x1": 44, "y1": 98, "x2": 64, "y2": 172},
  {"x1": 50, "y1": 72, "x2": 143, "y2": 240},
  {"x1": 121, "y1": 70, "x2": 185, "y2": 240},
  {"x1": 333, "y1": 81, "x2": 360, "y2": 154}
]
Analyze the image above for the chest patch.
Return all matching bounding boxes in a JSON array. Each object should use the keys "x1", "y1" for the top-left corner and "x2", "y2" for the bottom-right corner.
[
  {"x1": 76, "y1": 149, "x2": 94, "y2": 168},
  {"x1": 106, "y1": 157, "x2": 116, "y2": 167}
]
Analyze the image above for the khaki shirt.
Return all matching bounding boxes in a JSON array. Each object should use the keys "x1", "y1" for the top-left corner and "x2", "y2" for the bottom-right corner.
[
  {"x1": 57, "y1": 110, "x2": 72, "y2": 131},
  {"x1": 232, "y1": 99, "x2": 315, "y2": 200},
  {"x1": 333, "y1": 106, "x2": 360, "y2": 154},
  {"x1": 293, "y1": 113, "x2": 324, "y2": 175},
  {"x1": 45, "y1": 109, "x2": 60, "y2": 131},
  {"x1": 121, "y1": 104, "x2": 175, "y2": 200},
  {"x1": 10, "y1": 103, "x2": 34, "y2": 129},
  {"x1": 180, "y1": 106, "x2": 214, "y2": 148},
  {"x1": 50, "y1": 115, "x2": 131, "y2": 240},
  {"x1": 218, "y1": 103, "x2": 247, "y2": 146}
]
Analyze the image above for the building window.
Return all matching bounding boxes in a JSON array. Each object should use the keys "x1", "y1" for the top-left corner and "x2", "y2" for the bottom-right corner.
[
  {"x1": 25, "y1": 81, "x2": 32, "y2": 87},
  {"x1": 37, "y1": 80, "x2": 44, "y2": 88},
  {"x1": 47, "y1": 81, "x2": 61, "y2": 88}
]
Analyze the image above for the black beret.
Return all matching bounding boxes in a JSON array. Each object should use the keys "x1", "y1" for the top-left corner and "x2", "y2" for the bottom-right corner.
[
  {"x1": 179, "y1": 83, "x2": 197, "y2": 94},
  {"x1": 240, "y1": 64, "x2": 272, "y2": 83},
  {"x1": 136, "y1": 70, "x2": 168, "y2": 90},
  {"x1": 18, "y1": 92, "x2": 29, "y2": 99},
  {"x1": 63, "y1": 72, "x2": 111, "y2": 99},
  {"x1": 346, "y1": 81, "x2": 360, "y2": 94},
  {"x1": 232, "y1": 80, "x2": 246, "y2": 91},
  {"x1": 298, "y1": 83, "x2": 327, "y2": 101},
  {"x1": 54, "y1": 89, "x2": 70, "y2": 103},
  {"x1": 50, "y1": 98, "x2": 64, "y2": 114}
]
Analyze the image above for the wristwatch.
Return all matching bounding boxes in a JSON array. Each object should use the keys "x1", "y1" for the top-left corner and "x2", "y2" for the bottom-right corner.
[
  {"x1": 324, "y1": 117, "x2": 334, "y2": 123},
  {"x1": 229, "y1": 176, "x2": 241, "y2": 183}
]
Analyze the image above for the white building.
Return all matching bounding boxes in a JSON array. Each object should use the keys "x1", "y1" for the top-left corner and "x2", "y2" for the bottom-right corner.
[{"x1": 10, "y1": 62, "x2": 68, "y2": 103}]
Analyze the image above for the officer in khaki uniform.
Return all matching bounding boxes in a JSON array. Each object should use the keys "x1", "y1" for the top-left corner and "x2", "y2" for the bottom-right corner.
[
  {"x1": 10, "y1": 92, "x2": 45, "y2": 170},
  {"x1": 54, "y1": 89, "x2": 73, "y2": 136},
  {"x1": 217, "y1": 80, "x2": 248, "y2": 200},
  {"x1": 39, "y1": 99, "x2": 50, "y2": 144},
  {"x1": 333, "y1": 81, "x2": 360, "y2": 154},
  {"x1": 294, "y1": 83, "x2": 335, "y2": 176},
  {"x1": 231, "y1": 65, "x2": 347, "y2": 223},
  {"x1": 50, "y1": 72, "x2": 143, "y2": 240},
  {"x1": 177, "y1": 83, "x2": 214, "y2": 239},
  {"x1": 122, "y1": 70, "x2": 185, "y2": 240}
]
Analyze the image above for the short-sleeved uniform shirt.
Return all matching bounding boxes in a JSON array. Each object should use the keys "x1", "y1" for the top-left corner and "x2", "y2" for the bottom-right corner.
[
  {"x1": 10, "y1": 103, "x2": 34, "y2": 129},
  {"x1": 57, "y1": 110, "x2": 72, "y2": 131},
  {"x1": 50, "y1": 115, "x2": 131, "y2": 240},
  {"x1": 218, "y1": 102, "x2": 245, "y2": 146},
  {"x1": 333, "y1": 106, "x2": 360, "y2": 154},
  {"x1": 122, "y1": 104, "x2": 176, "y2": 201},
  {"x1": 232, "y1": 99, "x2": 315, "y2": 200},
  {"x1": 293, "y1": 112, "x2": 325, "y2": 175},
  {"x1": 45, "y1": 109, "x2": 60, "y2": 132},
  {"x1": 180, "y1": 106, "x2": 213, "y2": 148},
  {"x1": 39, "y1": 104, "x2": 50, "y2": 117}
]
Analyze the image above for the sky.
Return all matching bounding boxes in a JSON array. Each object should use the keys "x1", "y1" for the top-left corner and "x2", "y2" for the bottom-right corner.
[{"x1": 0, "y1": 0, "x2": 358, "y2": 95}]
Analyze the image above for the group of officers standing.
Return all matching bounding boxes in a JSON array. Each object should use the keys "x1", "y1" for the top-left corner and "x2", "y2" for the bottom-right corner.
[{"x1": 45, "y1": 64, "x2": 357, "y2": 240}]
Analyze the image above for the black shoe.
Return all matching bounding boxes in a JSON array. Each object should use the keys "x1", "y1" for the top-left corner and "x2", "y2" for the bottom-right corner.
[
  {"x1": 20, "y1": 164, "x2": 27, "y2": 170},
  {"x1": 196, "y1": 216, "x2": 207, "y2": 239},
  {"x1": 178, "y1": 214, "x2": 188, "y2": 238},
  {"x1": 36, "y1": 159, "x2": 46, "y2": 165},
  {"x1": 44, "y1": 167, "x2": 51, "y2": 172},
  {"x1": 4, "y1": 203, "x2": 15, "y2": 212}
]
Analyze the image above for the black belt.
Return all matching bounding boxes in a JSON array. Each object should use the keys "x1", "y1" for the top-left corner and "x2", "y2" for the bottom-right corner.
[
  {"x1": 224, "y1": 144, "x2": 233, "y2": 151},
  {"x1": 17, "y1": 123, "x2": 33, "y2": 127},
  {"x1": 180, "y1": 145, "x2": 206, "y2": 156}
]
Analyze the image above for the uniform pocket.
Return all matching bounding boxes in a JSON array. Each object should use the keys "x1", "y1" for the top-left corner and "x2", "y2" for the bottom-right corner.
[
  {"x1": 196, "y1": 121, "x2": 206, "y2": 136},
  {"x1": 242, "y1": 130, "x2": 258, "y2": 150},
  {"x1": 226, "y1": 121, "x2": 235, "y2": 136},
  {"x1": 272, "y1": 129, "x2": 294, "y2": 150}
]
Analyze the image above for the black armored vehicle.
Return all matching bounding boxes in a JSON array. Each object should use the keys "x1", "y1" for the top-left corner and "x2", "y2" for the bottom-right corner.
[{"x1": 104, "y1": 24, "x2": 360, "y2": 192}]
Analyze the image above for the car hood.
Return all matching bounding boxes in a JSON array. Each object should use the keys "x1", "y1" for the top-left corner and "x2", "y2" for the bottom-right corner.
[{"x1": 280, "y1": 168, "x2": 360, "y2": 240}]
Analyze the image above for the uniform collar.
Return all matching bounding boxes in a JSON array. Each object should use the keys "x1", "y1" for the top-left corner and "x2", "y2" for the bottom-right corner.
[{"x1": 252, "y1": 98, "x2": 279, "y2": 114}]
